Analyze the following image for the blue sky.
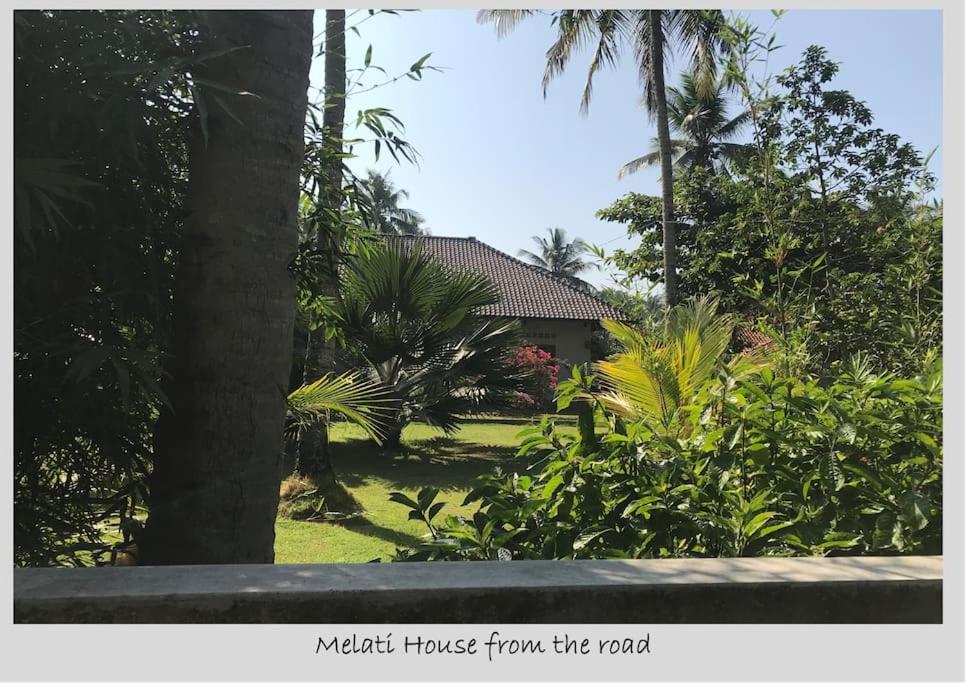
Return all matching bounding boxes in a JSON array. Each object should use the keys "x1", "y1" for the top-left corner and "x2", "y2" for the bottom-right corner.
[{"x1": 308, "y1": 9, "x2": 943, "y2": 289}]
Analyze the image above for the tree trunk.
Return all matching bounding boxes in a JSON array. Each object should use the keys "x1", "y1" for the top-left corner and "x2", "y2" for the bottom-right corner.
[
  {"x1": 296, "y1": 9, "x2": 347, "y2": 482},
  {"x1": 381, "y1": 423, "x2": 404, "y2": 451},
  {"x1": 141, "y1": 10, "x2": 313, "y2": 565},
  {"x1": 649, "y1": 10, "x2": 678, "y2": 309}
]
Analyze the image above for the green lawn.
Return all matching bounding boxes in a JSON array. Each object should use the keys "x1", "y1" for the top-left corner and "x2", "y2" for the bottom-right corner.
[{"x1": 274, "y1": 418, "x2": 572, "y2": 563}]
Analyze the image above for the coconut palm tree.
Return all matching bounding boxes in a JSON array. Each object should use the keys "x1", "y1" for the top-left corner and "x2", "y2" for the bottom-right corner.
[
  {"x1": 518, "y1": 227, "x2": 597, "y2": 286},
  {"x1": 142, "y1": 10, "x2": 314, "y2": 565},
  {"x1": 359, "y1": 169, "x2": 425, "y2": 235},
  {"x1": 297, "y1": 9, "x2": 348, "y2": 484},
  {"x1": 478, "y1": 10, "x2": 726, "y2": 309},
  {"x1": 619, "y1": 72, "x2": 751, "y2": 178}
]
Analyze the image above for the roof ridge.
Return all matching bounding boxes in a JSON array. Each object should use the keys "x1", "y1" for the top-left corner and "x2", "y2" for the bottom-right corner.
[
  {"x1": 387, "y1": 234, "x2": 475, "y2": 240},
  {"x1": 381, "y1": 233, "x2": 627, "y2": 321},
  {"x1": 469, "y1": 238, "x2": 623, "y2": 318}
]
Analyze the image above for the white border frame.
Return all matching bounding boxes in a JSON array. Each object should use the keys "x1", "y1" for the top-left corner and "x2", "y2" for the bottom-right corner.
[{"x1": 2, "y1": 1, "x2": 962, "y2": 680}]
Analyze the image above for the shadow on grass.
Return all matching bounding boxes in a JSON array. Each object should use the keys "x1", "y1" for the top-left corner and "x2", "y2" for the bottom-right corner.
[
  {"x1": 330, "y1": 436, "x2": 518, "y2": 492},
  {"x1": 333, "y1": 515, "x2": 426, "y2": 550}
]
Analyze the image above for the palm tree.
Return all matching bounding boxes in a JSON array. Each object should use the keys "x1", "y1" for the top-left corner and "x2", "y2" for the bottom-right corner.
[
  {"x1": 359, "y1": 169, "x2": 425, "y2": 235},
  {"x1": 298, "y1": 9, "x2": 347, "y2": 483},
  {"x1": 478, "y1": 10, "x2": 726, "y2": 309},
  {"x1": 619, "y1": 72, "x2": 751, "y2": 178},
  {"x1": 518, "y1": 227, "x2": 596, "y2": 285},
  {"x1": 141, "y1": 10, "x2": 314, "y2": 565},
  {"x1": 337, "y1": 242, "x2": 523, "y2": 448}
]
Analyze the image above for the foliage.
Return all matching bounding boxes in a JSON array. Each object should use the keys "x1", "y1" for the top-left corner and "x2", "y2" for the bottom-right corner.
[
  {"x1": 14, "y1": 8, "x2": 430, "y2": 566},
  {"x1": 594, "y1": 297, "x2": 769, "y2": 434},
  {"x1": 393, "y1": 303, "x2": 942, "y2": 562},
  {"x1": 337, "y1": 242, "x2": 526, "y2": 445},
  {"x1": 619, "y1": 71, "x2": 751, "y2": 178},
  {"x1": 14, "y1": 10, "x2": 200, "y2": 566},
  {"x1": 590, "y1": 287, "x2": 664, "y2": 359},
  {"x1": 286, "y1": 372, "x2": 397, "y2": 444},
  {"x1": 600, "y1": 38, "x2": 939, "y2": 376},
  {"x1": 357, "y1": 169, "x2": 425, "y2": 235},
  {"x1": 478, "y1": 10, "x2": 726, "y2": 117},
  {"x1": 517, "y1": 227, "x2": 597, "y2": 288},
  {"x1": 509, "y1": 345, "x2": 560, "y2": 411}
]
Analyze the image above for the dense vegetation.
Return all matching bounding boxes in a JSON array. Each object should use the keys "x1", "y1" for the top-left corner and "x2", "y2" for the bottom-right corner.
[
  {"x1": 13, "y1": 9, "x2": 436, "y2": 565},
  {"x1": 14, "y1": 10, "x2": 942, "y2": 567},
  {"x1": 600, "y1": 42, "x2": 940, "y2": 378},
  {"x1": 389, "y1": 19, "x2": 943, "y2": 563},
  {"x1": 14, "y1": 11, "x2": 196, "y2": 566},
  {"x1": 394, "y1": 302, "x2": 941, "y2": 560}
]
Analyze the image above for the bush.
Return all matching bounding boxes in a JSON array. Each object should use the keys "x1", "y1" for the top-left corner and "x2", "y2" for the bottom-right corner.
[
  {"x1": 509, "y1": 344, "x2": 559, "y2": 412},
  {"x1": 390, "y1": 302, "x2": 942, "y2": 562}
]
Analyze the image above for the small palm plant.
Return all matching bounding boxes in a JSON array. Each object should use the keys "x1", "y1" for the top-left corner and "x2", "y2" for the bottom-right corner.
[
  {"x1": 337, "y1": 241, "x2": 524, "y2": 447},
  {"x1": 595, "y1": 296, "x2": 769, "y2": 435}
]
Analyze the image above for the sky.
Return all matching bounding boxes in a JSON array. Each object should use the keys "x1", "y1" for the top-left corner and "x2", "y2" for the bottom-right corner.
[{"x1": 308, "y1": 9, "x2": 943, "y2": 289}]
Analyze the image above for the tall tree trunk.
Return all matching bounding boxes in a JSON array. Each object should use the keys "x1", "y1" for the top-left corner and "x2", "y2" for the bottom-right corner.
[
  {"x1": 296, "y1": 9, "x2": 346, "y2": 485},
  {"x1": 141, "y1": 10, "x2": 313, "y2": 565},
  {"x1": 649, "y1": 10, "x2": 678, "y2": 309}
]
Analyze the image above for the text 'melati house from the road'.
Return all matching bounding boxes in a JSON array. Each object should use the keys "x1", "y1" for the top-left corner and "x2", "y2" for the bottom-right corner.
[{"x1": 387, "y1": 235, "x2": 627, "y2": 369}]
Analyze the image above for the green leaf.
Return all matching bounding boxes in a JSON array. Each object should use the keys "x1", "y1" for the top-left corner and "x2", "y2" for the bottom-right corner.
[
  {"x1": 410, "y1": 52, "x2": 432, "y2": 72},
  {"x1": 743, "y1": 511, "x2": 777, "y2": 538},
  {"x1": 573, "y1": 528, "x2": 610, "y2": 551},
  {"x1": 417, "y1": 487, "x2": 440, "y2": 511},
  {"x1": 364, "y1": 44, "x2": 372, "y2": 67},
  {"x1": 388, "y1": 491, "x2": 419, "y2": 510},
  {"x1": 898, "y1": 490, "x2": 930, "y2": 532}
]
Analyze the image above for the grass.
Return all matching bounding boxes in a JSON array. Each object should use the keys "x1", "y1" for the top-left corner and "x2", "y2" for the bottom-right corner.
[{"x1": 274, "y1": 418, "x2": 572, "y2": 564}]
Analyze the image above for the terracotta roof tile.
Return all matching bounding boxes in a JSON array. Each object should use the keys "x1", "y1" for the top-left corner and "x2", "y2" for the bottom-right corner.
[
  {"x1": 386, "y1": 235, "x2": 627, "y2": 321},
  {"x1": 735, "y1": 327, "x2": 774, "y2": 348}
]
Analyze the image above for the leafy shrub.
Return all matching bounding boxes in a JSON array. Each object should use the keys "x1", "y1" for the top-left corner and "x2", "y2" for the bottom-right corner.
[{"x1": 391, "y1": 303, "x2": 941, "y2": 561}]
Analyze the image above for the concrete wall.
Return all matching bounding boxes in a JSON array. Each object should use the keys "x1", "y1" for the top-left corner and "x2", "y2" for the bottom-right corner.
[
  {"x1": 519, "y1": 318, "x2": 594, "y2": 370},
  {"x1": 14, "y1": 556, "x2": 942, "y2": 624}
]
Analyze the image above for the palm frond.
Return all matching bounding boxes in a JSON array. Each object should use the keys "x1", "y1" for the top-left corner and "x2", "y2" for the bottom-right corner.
[
  {"x1": 715, "y1": 110, "x2": 751, "y2": 139},
  {"x1": 287, "y1": 372, "x2": 397, "y2": 443},
  {"x1": 595, "y1": 297, "x2": 764, "y2": 435},
  {"x1": 618, "y1": 150, "x2": 661, "y2": 179},
  {"x1": 476, "y1": 10, "x2": 540, "y2": 38},
  {"x1": 517, "y1": 248, "x2": 550, "y2": 269}
]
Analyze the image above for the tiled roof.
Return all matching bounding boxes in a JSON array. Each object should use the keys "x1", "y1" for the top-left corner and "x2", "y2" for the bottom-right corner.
[
  {"x1": 385, "y1": 235, "x2": 627, "y2": 321},
  {"x1": 735, "y1": 327, "x2": 774, "y2": 348}
]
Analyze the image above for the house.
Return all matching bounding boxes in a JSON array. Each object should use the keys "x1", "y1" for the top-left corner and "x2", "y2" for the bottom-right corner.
[{"x1": 386, "y1": 235, "x2": 627, "y2": 370}]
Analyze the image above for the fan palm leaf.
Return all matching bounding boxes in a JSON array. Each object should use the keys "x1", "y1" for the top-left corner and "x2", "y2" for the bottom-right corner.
[{"x1": 286, "y1": 372, "x2": 397, "y2": 444}]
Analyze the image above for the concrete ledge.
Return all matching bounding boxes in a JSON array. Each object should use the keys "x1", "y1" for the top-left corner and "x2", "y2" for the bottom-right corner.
[{"x1": 14, "y1": 556, "x2": 942, "y2": 624}]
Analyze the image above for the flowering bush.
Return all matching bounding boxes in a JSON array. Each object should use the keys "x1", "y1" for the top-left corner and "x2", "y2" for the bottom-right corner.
[{"x1": 509, "y1": 344, "x2": 559, "y2": 411}]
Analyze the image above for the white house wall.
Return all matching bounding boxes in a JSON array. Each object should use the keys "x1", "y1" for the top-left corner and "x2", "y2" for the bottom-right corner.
[{"x1": 518, "y1": 318, "x2": 593, "y2": 372}]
